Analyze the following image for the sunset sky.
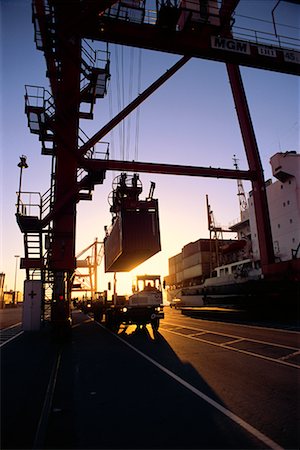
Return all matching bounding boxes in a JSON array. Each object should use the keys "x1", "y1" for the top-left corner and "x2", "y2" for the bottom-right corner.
[{"x1": 1, "y1": 0, "x2": 299, "y2": 297}]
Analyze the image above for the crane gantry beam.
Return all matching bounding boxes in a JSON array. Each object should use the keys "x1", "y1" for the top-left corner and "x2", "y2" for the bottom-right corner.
[
  {"x1": 81, "y1": 159, "x2": 255, "y2": 181},
  {"x1": 81, "y1": 15, "x2": 300, "y2": 76},
  {"x1": 40, "y1": 159, "x2": 254, "y2": 228}
]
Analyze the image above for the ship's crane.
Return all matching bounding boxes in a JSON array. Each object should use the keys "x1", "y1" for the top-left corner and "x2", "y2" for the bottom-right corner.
[
  {"x1": 206, "y1": 194, "x2": 237, "y2": 275},
  {"x1": 206, "y1": 194, "x2": 224, "y2": 274},
  {"x1": 233, "y1": 154, "x2": 248, "y2": 215}
]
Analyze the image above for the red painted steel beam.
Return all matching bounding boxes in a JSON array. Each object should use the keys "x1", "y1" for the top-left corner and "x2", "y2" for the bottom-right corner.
[
  {"x1": 79, "y1": 55, "x2": 191, "y2": 156},
  {"x1": 226, "y1": 63, "x2": 275, "y2": 269},
  {"x1": 219, "y1": 0, "x2": 240, "y2": 25},
  {"x1": 50, "y1": 0, "x2": 81, "y2": 272},
  {"x1": 81, "y1": 18, "x2": 300, "y2": 76},
  {"x1": 219, "y1": 0, "x2": 240, "y2": 37},
  {"x1": 80, "y1": 158, "x2": 255, "y2": 180},
  {"x1": 40, "y1": 160, "x2": 254, "y2": 228}
]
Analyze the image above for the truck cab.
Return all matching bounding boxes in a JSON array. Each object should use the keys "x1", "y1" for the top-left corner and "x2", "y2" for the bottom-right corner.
[
  {"x1": 127, "y1": 274, "x2": 164, "y2": 329},
  {"x1": 105, "y1": 275, "x2": 164, "y2": 332},
  {"x1": 130, "y1": 275, "x2": 163, "y2": 304}
]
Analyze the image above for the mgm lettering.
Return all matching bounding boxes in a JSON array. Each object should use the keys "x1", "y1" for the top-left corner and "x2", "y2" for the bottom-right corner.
[{"x1": 211, "y1": 37, "x2": 250, "y2": 55}]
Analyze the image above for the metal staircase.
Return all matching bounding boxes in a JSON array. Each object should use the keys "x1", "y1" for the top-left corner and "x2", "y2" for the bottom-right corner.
[
  {"x1": 24, "y1": 86, "x2": 55, "y2": 155},
  {"x1": 23, "y1": 233, "x2": 43, "y2": 278},
  {"x1": 77, "y1": 131, "x2": 110, "y2": 202},
  {"x1": 32, "y1": 0, "x2": 110, "y2": 121},
  {"x1": 16, "y1": 190, "x2": 53, "y2": 322},
  {"x1": 80, "y1": 40, "x2": 111, "y2": 120}
]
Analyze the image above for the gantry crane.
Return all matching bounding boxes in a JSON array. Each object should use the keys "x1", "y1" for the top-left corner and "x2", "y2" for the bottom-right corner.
[
  {"x1": 16, "y1": 0, "x2": 299, "y2": 331},
  {"x1": 73, "y1": 238, "x2": 104, "y2": 300},
  {"x1": 206, "y1": 194, "x2": 237, "y2": 276}
]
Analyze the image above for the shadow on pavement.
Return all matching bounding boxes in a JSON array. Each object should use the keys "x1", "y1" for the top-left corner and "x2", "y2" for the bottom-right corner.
[
  {"x1": 2, "y1": 311, "x2": 270, "y2": 450},
  {"x1": 43, "y1": 318, "x2": 266, "y2": 449}
]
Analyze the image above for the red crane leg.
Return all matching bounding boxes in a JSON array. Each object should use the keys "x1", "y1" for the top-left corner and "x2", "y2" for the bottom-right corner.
[
  {"x1": 50, "y1": 0, "x2": 81, "y2": 328},
  {"x1": 226, "y1": 63, "x2": 275, "y2": 272}
]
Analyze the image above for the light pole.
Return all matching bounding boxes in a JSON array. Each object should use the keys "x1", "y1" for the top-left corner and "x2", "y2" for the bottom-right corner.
[
  {"x1": 13, "y1": 255, "x2": 20, "y2": 305},
  {"x1": 17, "y1": 155, "x2": 28, "y2": 214}
]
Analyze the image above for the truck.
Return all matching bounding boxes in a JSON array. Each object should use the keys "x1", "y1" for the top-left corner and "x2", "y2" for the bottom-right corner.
[{"x1": 104, "y1": 275, "x2": 164, "y2": 333}]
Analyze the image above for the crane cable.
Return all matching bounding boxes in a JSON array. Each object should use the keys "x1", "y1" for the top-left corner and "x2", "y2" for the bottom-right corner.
[
  {"x1": 114, "y1": 45, "x2": 142, "y2": 163},
  {"x1": 121, "y1": 45, "x2": 125, "y2": 160},
  {"x1": 134, "y1": 48, "x2": 142, "y2": 162},
  {"x1": 115, "y1": 45, "x2": 123, "y2": 160},
  {"x1": 126, "y1": 47, "x2": 135, "y2": 161}
]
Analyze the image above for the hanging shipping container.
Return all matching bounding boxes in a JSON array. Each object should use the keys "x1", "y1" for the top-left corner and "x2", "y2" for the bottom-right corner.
[{"x1": 104, "y1": 199, "x2": 161, "y2": 272}]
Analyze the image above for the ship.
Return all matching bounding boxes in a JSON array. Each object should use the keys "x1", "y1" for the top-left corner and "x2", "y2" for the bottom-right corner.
[
  {"x1": 167, "y1": 152, "x2": 300, "y2": 310},
  {"x1": 170, "y1": 258, "x2": 262, "y2": 308}
]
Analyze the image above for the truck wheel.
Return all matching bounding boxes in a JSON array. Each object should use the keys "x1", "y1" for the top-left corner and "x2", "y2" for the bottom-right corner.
[
  {"x1": 105, "y1": 313, "x2": 119, "y2": 333},
  {"x1": 105, "y1": 311, "x2": 113, "y2": 329},
  {"x1": 94, "y1": 311, "x2": 103, "y2": 322},
  {"x1": 114, "y1": 321, "x2": 120, "y2": 333},
  {"x1": 109, "y1": 319, "x2": 120, "y2": 333},
  {"x1": 151, "y1": 318, "x2": 160, "y2": 331}
]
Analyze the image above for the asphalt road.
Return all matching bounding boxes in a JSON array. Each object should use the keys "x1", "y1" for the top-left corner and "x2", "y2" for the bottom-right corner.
[
  {"x1": 0, "y1": 306, "x2": 23, "y2": 329},
  {"x1": 1, "y1": 307, "x2": 299, "y2": 449}
]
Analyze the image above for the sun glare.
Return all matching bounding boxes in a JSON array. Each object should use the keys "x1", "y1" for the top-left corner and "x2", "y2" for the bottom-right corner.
[{"x1": 97, "y1": 251, "x2": 170, "y2": 302}]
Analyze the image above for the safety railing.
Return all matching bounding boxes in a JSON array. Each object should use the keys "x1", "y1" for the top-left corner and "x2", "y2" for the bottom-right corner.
[
  {"x1": 232, "y1": 25, "x2": 300, "y2": 51},
  {"x1": 105, "y1": 1, "x2": 220, "y2": 26},
  {"x1": 93, "y1": 141, "x2": 110, "y2": 160},
  {"x1": 32, "y1": 0, "x2": 53, "y2": 51},
  {"x1": 77, "y1": 139, "x2": 110, "y2": 184},
  {"x1": 104, "y1": 1, "x2": 299, "y2": 52},
  {"x1": 25, "y1": 85, "x2": 55, "y2": 127},
  {"x1": 41, "y1": 185, "x2": 54, "y2": 221},
  {"x1": 78, "y1": 127, "x2": 94, "y2": 159},
  {"x1": 80, "y1": 40, "x2": 111, "y2": 95},
  {"x1": 16, "y1": 188, "x2": 55, "y2": 223},
  {"x1": 25, "y1": 85, "x2": 45, "y2": 108},
  {"x1": 105, "y1": 0, "x2": 146, "y2": 24},
  {"x1": 16, "y1": 192, "x2": 42, "y2": 218}
]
